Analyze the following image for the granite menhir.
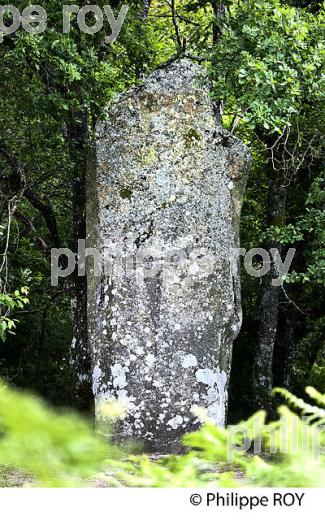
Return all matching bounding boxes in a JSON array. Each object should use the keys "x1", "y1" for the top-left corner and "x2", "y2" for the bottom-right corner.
[{"x1": 86, "y1": 59, "x2": 251, "y2": 451}]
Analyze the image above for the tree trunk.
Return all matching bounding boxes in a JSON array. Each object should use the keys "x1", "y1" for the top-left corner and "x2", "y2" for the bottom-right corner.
[
  {"x1": 68, "y1": 112, "x2": 93, "y2": 412},
  {"x1": 211, "y1": 1, "x2": 229, "y2": 118},
  {"x1": 253, "y1": 170, "x2": 287, "y2": 412},
  {"x1": 142, "y1": 0, "x2": 152, "y2": 20},
  {"x1": 273, "y1": 306, "x2": 297, "y2": 389},
  {"x1": 211, "y1": 1, "x2": 228, "y2": 44}
]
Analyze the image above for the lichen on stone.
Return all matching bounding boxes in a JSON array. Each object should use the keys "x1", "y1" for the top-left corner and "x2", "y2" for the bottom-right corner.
[{"x1": 87, "y1": 59, "x2": 251, "y2": 451}]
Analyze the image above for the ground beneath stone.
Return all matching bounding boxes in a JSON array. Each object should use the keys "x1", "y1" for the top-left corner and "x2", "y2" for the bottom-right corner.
[{"x1": 0, "y1": 456, "x2": 247, "y2": 487}]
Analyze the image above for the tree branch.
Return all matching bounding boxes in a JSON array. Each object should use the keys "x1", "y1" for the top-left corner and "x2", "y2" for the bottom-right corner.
[{"x1": 0, "y1": 140, "x2": 61, "y2": 249}]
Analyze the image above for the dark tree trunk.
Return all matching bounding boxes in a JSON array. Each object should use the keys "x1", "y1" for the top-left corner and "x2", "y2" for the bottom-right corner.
[
  {"x1": 142, "y1": 0, "x2": 152, "y2": 20},
  {"x1": 210, "y1": 1, "x2": 229, "y2": 118},
  {"x1": 253, "y1": 169, "x2": 287, "y2": 412},
  {"x1": 68, "y1": 112, "x2": 93, "y2": 412},
  {"x1": 273, "y1": 306, "x2": 297, "y2": 389},
  {"x1": 211, "y1": 1, "x2": 229, "y2": 44}
]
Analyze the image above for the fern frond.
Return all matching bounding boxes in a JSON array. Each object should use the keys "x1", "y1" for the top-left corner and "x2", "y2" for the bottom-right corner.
[
  {"x1": 305, "y1": 386, "x2": 325, "y2": 408},
  {"x1": 273, "y1": 387, "x2": 325, "y2": 424}
]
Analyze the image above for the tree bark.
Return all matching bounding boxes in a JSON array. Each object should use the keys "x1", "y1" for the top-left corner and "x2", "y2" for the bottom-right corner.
[
  {"x1": 210, "y1": 1, "x2": 229, "y2": 117},
  {"x1": 253, "y1": 168, "x2": 287, "y2": 412},
  {"x1": 142, "y1": 0, "x2": 152, "y2": 20},
  {"x1": 68, "y1": 112, "x2": 93, "y2": 412},
  {"x1": 273, "y1": 306, "x2": 297, "y2": 389},
  {"x1": 211, "y1": 1, "x2": 229, "y2": 44}
]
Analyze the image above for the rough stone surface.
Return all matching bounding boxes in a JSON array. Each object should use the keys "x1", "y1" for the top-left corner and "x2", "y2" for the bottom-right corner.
[{"x1": 87, "y1": 59, "x2": 251, "y2": 451}]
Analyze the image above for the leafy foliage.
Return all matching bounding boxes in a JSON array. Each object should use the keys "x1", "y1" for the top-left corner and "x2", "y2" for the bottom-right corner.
[
  {"x1": 120, "y1": 387, "x2": 325, "y2": 487},
  {"x1": 209, "y1": 0, "x2": 324, "y2": 133},
  {"x1": 0, "y1": 287, "x2": 29, "y2": 341},
  {"x1": 263, "y1": 173, "x2": 325, "y2": 285},
  {"x1": 2, "y1": 383, "x2": 325, "y2": 488},
  {"x1": 0, "y1": 380, "x2": 114, "y2": 486}
]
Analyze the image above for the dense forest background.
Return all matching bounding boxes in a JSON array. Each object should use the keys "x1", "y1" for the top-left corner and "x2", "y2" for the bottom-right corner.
[{"x1": 0, "y1": 0, "x2": 324, "y2": 427}]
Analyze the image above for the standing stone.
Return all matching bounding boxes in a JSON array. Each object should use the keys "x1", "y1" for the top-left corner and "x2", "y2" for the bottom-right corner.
[{"x1": 87, "y1": 59, "x2": 251, "y2": 451}]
